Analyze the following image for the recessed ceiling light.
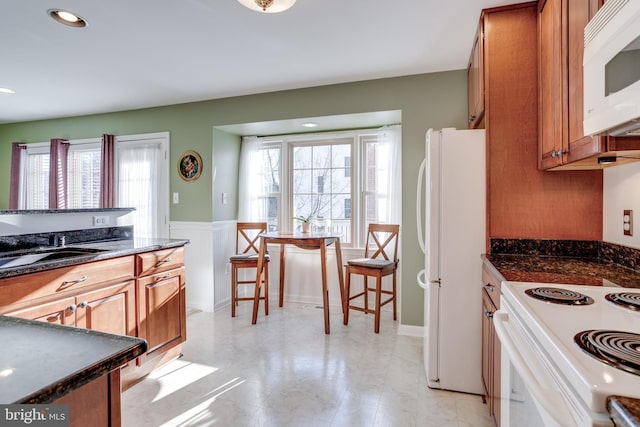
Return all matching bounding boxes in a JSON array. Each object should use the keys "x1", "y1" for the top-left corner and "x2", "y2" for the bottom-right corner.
[
  {"x1": 302, "y1": 122, "x2": 318, "y2": 128},
  {"x1": 48, "y1": 9, "x2": 87, "y2": 28},
  {"x1": 0, "y1": 87, "x2": 16, "y2": 94}
]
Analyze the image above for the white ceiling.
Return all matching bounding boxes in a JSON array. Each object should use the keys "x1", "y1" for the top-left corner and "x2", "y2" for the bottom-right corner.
[{"x1": 0, "y1": 0, "x2": 517, "y2": 125}]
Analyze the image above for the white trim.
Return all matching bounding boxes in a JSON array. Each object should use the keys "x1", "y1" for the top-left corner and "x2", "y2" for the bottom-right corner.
[{"x1": 397, "y1": 324, "x2": 423, "y2": 337}]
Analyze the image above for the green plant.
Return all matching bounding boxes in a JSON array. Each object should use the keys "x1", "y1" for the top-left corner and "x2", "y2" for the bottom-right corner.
[{"x1": 293, "y1": 215, "x2": 314, "y2": 224}]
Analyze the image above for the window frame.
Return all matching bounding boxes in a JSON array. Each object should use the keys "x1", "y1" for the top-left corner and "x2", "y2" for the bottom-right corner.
[{"x1": 251, "y1": 128, "x2": 392, "y2": 248}]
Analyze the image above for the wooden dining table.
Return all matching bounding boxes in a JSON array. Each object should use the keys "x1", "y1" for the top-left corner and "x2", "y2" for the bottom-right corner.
[{"x1": 252, "y1": 231, "x2": 345, "y2": 334}]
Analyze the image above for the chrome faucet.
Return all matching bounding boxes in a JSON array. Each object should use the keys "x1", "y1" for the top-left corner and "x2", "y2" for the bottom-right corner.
[{"x1": 49, "y1": 234, "x2": 66, "y2": 247}]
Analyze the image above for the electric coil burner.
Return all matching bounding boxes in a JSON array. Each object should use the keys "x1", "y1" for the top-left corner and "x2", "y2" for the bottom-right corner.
[
  {"x1": 524, "y1": 287, "x2": 594, "y2": 305},
  {"x1": 606, "y1": 292, "x2": 640, "y2": 312},
  {"x1": 574, "y1": 330, "x2": 640, "y2": 377}
]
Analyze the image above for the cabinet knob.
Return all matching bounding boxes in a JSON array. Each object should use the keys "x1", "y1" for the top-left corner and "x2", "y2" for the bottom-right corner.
[
  {"x1": 68, "y1": 304, "x2": 77, "y2": 313},
  {"x1": 468, "y1": 115, "x2": 476, "y2": 123},
  {"x1": 483, "y1": 284, "x2": 494, "y2": 292},
  {"x1": 484, "y1": 310, "x2": 494, "y2": 319},
  {"x1": 78, "y1": 301, "x2": 88, "y2": 309}
]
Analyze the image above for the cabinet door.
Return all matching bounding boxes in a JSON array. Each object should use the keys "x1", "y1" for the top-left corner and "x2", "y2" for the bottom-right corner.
[
  {"x1": 481, "y1": 289, "x2": 493, "y2": 404},
  {"x1": 468, "y1": 18, "x2": 485, "y2": 129},
  {"x1": 75, "y1": 281, "x2": 136, "y2": 336},
  {"x1": 138, "y1": 268, "x2": 186, "y2": 356},
  {"x1": 565, "y1": 0, "x2": 606, "y2": 163},
  {"x1": 4, "y1": 297, "x2": 76, "y2": 325},
  {"x1": 538, "y1": 0, "x2": 564, "y2": 169}
]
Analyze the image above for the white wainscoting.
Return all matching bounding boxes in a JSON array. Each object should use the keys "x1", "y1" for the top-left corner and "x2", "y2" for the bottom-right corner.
[{"x1": 169, "y1": 221, "x2": 214, "y2": 312}]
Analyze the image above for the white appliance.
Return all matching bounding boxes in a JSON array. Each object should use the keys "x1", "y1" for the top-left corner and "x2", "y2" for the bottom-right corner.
[
  {"x1": 583, "y1": 0, "x2": 640, "y2": 136},
  {"x1": 416, "y1": 127, "x2": 485, "y2": 394},
  {"x1": 495, "y1": 281, "x2": 640, "y2": 426}
]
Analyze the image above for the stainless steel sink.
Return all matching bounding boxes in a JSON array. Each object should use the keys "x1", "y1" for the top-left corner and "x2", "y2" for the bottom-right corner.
[{"x1": 0, "y1": 247, "x2": 106, "y2": 268}]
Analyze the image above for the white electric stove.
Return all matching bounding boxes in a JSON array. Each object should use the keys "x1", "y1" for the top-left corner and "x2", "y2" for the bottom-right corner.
[{"x1": 495, "y1": 281, "x2": 640, "y2": 427}]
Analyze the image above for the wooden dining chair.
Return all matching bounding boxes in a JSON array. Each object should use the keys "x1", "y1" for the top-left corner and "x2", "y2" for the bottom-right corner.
[
  {"x1": 230, "y1": 222, "x2": 269, "y2": 317},
  {"x1": 345, "y1": 223, "x2": 400, "y2": 333}
]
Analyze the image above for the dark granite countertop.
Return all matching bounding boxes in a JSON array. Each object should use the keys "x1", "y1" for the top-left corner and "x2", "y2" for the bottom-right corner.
[
  {"x1": 483, "y1": 253, "x2": 640, "y2": 288},
  {"x1": 0, "y1": 237, "x2": 189, "y2": 280},
  {"x1": 0, "y1": 315, "x2": 146, "y2": 404}
]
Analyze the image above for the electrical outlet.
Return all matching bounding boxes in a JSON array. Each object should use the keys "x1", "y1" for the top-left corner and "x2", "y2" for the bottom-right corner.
[
  {"x1": 624, "y1": 210, "x2": 633, "y2": 236},
  {"x1": 222, "y1": 192, "x2": 228, "y2": 205},
  {"x1": 173, "y1": 192, "x2": 179, "y2": 204},
  {"x1": 93, "y1": 215, "x2": 109, "y2": 226}
]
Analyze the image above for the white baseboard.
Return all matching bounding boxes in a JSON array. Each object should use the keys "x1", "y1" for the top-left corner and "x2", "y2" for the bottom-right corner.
[{"x1": 397, "y1": 324, "x2": 423, "y2": 337}]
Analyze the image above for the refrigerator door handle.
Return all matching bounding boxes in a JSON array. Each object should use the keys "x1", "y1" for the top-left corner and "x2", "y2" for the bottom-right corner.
[{"x1": 416, "y1": 157, "x2": 427, "y2": 254}]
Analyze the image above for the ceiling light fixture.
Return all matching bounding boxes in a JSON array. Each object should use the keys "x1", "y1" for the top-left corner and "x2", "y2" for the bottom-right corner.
[
  {"x1": 236, "y1": 0, "x2": 296, "y2": 13},
  {"x1": 302, "y1": 122, "x2": 318, "y2": 128},
  {"x1": 48, "y1": 9, "x2": 87, "y2": 27},
  {"x1": 0, "y1": 87, "x2": 16, "y2": 94}
]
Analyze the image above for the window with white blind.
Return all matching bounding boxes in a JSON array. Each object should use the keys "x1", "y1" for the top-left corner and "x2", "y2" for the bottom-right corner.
[
  {"x1": 66, "y1": 141, "x2": 101, "y2": 209},
  {"x1": 242, "y1": 127, "x2": 401, "y2": 248},
  {"x1": 16, "y1": 132, "x2": 170, "y2": 238},
  {"x1": 22, "y1": 144, "x2": 50, "y2": 209}
]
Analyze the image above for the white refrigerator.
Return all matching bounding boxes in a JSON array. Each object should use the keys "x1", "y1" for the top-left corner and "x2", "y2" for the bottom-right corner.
[{"x1": 416, "y1": 128, "x2": 485, "y2": 395}]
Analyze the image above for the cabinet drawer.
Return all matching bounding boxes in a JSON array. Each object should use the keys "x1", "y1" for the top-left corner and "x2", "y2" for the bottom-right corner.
[
  {"x1": 0, "y1": 256, "x2": 134, "y2": 309},
  {"x1": 136, "y1": 247, "x2": 184, "y2": 277},
  {"x1": 482, "y1": 265, "x2": 501, "y2": 308}
]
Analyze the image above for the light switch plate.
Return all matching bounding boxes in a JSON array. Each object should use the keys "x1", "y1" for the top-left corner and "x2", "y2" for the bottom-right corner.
[{"x1": 624, "y1": 209, "x2": 633, "y2": 236}]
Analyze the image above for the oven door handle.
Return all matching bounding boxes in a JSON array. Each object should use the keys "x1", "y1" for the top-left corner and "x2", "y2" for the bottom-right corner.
[{"x1": 493, "y1": 310, "x2": 576, "y2": 427}]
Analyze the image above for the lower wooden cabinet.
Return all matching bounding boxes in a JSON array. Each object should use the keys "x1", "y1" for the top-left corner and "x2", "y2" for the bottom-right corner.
[
  {"x1": 482, "y1": 266, "x2": 501, "y2": 427},
  {"x1": 0, "y1": 245, "x2": 187, "y2": 389},
  {"x1": 137, "y1": 267, "x2": 186, "y2": 358}
]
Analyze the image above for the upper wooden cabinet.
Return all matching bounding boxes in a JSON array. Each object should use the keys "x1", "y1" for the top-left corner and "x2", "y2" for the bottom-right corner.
[
  {"x1": 538, "y1": 0, "x2": 605, "y2": 169},
  {"x1": 468, "y1": 19, "x2": 485, "y2": 129},
  {"x1": 538, "y1": 0, "x2": 640, "y2": 170}
]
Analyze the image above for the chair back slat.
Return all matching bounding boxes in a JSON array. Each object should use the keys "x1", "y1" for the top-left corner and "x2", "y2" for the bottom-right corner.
[
  {"x1": 236, "y1": 222, "x2": 267, "y2": 254},
  {"x1": 364, "y1": 224, "x2": 400, "y2": 262}
]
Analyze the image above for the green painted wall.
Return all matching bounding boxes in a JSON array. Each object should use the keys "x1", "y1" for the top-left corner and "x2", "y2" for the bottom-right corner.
[
  {"x1": 0, "y1": 70, "x2": 468, "y2": 326},
  {"x1": 212, "y1": 128, "x2": 241, "y2": 221}
]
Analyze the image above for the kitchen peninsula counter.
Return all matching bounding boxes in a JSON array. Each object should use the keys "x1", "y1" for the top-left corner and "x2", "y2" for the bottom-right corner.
[
  {"x1": 0, "y1": 237, "x2": 188, "y2": 280},
  {"x1": 0, "y1": 315, "x2": 146, "y2": 404}
]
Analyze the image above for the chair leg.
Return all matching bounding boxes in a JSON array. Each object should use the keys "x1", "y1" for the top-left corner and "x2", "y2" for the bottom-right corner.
[
  {"x1": 231, "y1": 266, "x2": 237, "y2": 317},
  {"x1": 392, "y1": 271, "x2": 397, "y2": 321},
  {"x1": 363, "y1": 274, "x2": 369, "y2": 314},
  {"x1": 264, "y1": 262, "x2": 269, "y2": 315},
  {"x1": 344, "y1": 268, "x2": 351, "y2": 325},
  {"x1": 374, "y1": 274, "x2": 382, "y2": 333}
]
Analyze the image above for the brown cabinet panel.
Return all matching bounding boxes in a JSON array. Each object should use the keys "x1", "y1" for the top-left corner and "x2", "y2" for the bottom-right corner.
[
  {"x1": 137, "y1": 267, "x2": 185, "y2": 356},
  {"x1": 4, "y1": 297, "x2": 76, "y2": 325},
  {"x1": 481, "y1": 266, "x2": 501, "y2": 427},
  {"x1": 75, "y1": 281, "x2": 136, "y2": 336},
  {"x1": 468, "y1": 19, "x2": 485, "y2": 129},
  {"x1": 0, "y1": 255, "x2": 134, "y2": 307},
  {"x1": 136, "y1": 246, "x2": 184, "y2": 277}
]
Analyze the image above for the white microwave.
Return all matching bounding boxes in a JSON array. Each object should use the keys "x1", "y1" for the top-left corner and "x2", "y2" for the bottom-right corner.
[{"x1": 583, "y1": 0, "x2": 640, "y2": 137}]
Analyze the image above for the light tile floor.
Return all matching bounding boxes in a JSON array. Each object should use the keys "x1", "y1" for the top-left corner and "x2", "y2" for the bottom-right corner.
[{"x1": 122, "y1": 302, "x2": 493, "y2": 427}]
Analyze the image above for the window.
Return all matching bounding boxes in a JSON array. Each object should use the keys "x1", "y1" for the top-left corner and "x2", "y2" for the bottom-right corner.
[
  {"x1": 15, "y1": 132, "x2": 170, "y2": 238},
  {"x1": 240, "y1": 126, "x2": 401, "y2": 247},
  {"x1": 22, "y1": 144, "x2": 50, "y2": 209},
  {"x1": 66, "y1": 141, "x2": 101, "y2": 209}
]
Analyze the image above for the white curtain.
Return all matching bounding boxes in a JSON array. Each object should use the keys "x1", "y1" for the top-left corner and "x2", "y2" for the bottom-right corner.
[
  {"x1": 377, "y1": 124, "x2": 402, "y2": 225},
  {"x1": 238, "y1": 136, "x2": 265, "y2": 221},
  {"x1": 117, "y1": 142, "x2": 161, "y2": 238}
]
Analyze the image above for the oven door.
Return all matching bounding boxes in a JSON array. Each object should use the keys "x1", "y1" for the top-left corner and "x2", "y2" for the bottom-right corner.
[{"x1": 493, "y1": 310, "x2": 578, "y2": 427}]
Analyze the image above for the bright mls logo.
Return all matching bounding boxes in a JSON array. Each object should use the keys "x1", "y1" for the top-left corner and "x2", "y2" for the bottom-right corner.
[{"x1": 0, "y1": 405, "x2": 68, "y2": 426}]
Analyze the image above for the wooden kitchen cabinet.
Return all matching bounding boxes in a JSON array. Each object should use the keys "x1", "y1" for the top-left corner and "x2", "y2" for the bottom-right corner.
[
  {"x1": 468, "y1": 18, "x2": 485, "y2": 129},
  {"x1": 135, "y1": 246, "x2": 187, "y2": 359},
  {"x1": 137, "y1": 267, "x2": 186, "y2": 358},
  {"x1": 74, "y1": 281, "x2": 136, "y2": 336},
  {"x1": 5, "y1": 297, "x2": 76, "y2": 326},
  {"x1": 481, "y1": 265, "x2": 501, "y2": 427},
  {"x1": 536, "y1": 0, "x2": 640, "y2": 170}
]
